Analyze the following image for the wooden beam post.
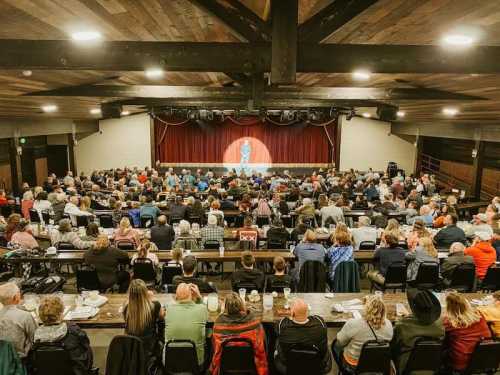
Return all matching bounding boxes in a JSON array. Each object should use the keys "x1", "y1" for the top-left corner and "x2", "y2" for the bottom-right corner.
[
  {"x1": 271, "y1": 0, "x2": 298, "y2": 85},
  {"x1": 470, "y1": 140, "x2": 485, "y2": 201},
  {"x1": 414, "y1": 135, "x2": 423, "y2": 176},
  {"x1": 67, "y1": 133, "x2": 77, "y2": 176},
  {"x1": 9, "y1": 138, "x2": 22, "y2": 195}
]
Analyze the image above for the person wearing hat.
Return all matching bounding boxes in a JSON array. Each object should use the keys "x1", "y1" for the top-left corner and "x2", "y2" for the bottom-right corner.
[
  {"x1": 464, "y1": 231, "x2": 497, "y2": 280},
  {"x1": 390, "y1": 289, "x2": 444, "y2": 374},
  {"x1": 465, "y1": 213, "x2": 494, "y2": 238}
]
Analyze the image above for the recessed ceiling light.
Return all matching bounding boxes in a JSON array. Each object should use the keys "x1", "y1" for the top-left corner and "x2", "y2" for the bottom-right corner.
[
  {"x1": 397, "y1": 111, "x2": 406, "y2": 118},
  {"x1": 90, "y1": 108, "x2": 101, "y2": 115},
  {"x1": 22, "y1": 70, "x2": 32, "y2": 77},
  {"x1": 441, "y1": 33, "x2": 475, "y2": 47},
  {"x1": 121, "y1": 110, "x2": 130, "y2": 116},
  {"x1": 145, "y1": 68, "x2": 164, "y2": 79},
  {"x1": 352, "y1": 70, "x2": 371, "y2": 81},
  {"x1": 362, "y1": 113, "x2": 371, "y2": 118},
  {"x1": 71, "y1": 31, "x2": 102, "y2": 41},
  {"x1": 41, "y1": 104, "x2": 58, "y2": 113},
  {"x1": 442, "y1": 107, "x2": 459, "y2": 116}
]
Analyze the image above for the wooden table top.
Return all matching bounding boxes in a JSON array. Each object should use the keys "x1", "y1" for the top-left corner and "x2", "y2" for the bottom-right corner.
[{"x1": 31, "y1": 292, "x2": 487, "y2": 329}]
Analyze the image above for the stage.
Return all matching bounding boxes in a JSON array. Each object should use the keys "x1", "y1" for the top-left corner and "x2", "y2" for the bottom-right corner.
[{"x1": 158, "y1": 163, "x2": 331, "y2": 176}]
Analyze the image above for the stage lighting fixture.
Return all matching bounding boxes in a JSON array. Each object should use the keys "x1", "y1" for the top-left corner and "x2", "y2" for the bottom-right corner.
[{"x1": 345, "y1": 109, "x2": 355, "y2": 121}]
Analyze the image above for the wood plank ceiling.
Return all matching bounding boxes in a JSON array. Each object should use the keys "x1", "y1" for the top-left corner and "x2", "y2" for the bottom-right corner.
[{"x1": 1, "y1": 0, "x2": 500, "y2": 123}]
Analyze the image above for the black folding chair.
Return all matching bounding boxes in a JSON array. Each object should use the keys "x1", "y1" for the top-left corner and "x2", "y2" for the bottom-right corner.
[
  {"x1": 233, "y1": 280, "x2": 260, "y2": 293},
  {"x1": 372, "y1": 262, "x2": 407, "y2": 293},
  {"x1": 29, "y1": 209, "x2": 41, "y2": 223},
  {"x1": 98, "y1": 214, "x2": 114, "y2": 228},
  {"x1": 169, "y1": 215, "x2": 183, "y2": 225},
  {"x1": 413, "y1": 262, "x2": 440, "y2": 290},
  {"x1": 480, "y1": 266, "x2": 500, "y2": 292},
  {"x1": 75, "y1": 215, "x2": 90, "y2": 228},
  {"x1": 188, "y1": 215, "x2": 202, "y2": 225},
  {"x1": 164, "y1": 339, "x2": 200, "y2": 375},
  {"x1": 355, "y1": 340, "x2": 391, "y2": 375},
  {"x1": 449, "y1": 263, "x2": 476, "y2": 292},
  {"x1": 285, "y1": 343, "x2": 322, "y2": 375},
  {"x1": 267, "y1": 239, "x2": 286, "y2": 249},
  {"x1": 76, "y1": 267, "x2": 102, "y2": 292},
  {"x1": 256, "y1": 216, "x2": 270, "y2": 228},
  {"x1": 220, "y1": 337, "x2": 257, "y2": 375},
  {"x1": 359, "y1": 241, "x2": 376, "y2": 250},
  {"x1": 162, "y1": 264, "x2": 183, "y2": 286},
  {"x1": 56, "y1": 242, "x2": 75, "y2": 251},
  {"x1": 132, "y1": 258, "x2": 157, "y2": 287},
  {"x1": 116, "y1": 240, "x2": 135, "y2": 250},
  {"x1": 140, "y1": 215, "x2": 155, "y2": 228},
  {"x1": 265, "y1": 278, "x2": 293, "y2": 293},
  {"x1": 106, "y1": 335, "x2": 145, "y2": 375},
  {"x1": 463, "y1": 339, "x2": 500, "y2": 374},
  {"x1": 203, "y1": 240, "x2": 220, "y2": 250},
  {"x1": 402, "y1": 337, "x2": 442, "y2": 375}
]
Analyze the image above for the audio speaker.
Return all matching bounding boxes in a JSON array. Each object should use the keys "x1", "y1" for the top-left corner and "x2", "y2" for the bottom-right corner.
[
  {"x1": 101, "y1": 104, "x2": 122, "y2": 118},
  {"x1": 377, "y1": 105, "x2": 398, "y2": 121}
]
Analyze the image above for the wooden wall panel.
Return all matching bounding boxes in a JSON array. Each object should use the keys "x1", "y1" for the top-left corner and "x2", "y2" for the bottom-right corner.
[
  {"x1": 0, "y1": 163, "x2": 12, "y2": 193},
  {"x1": 35, "y1": 158, "x2": 48, "y2": 187},
  {"x1": 438, "y1": 160, "x2": 499, "y2": 195}
]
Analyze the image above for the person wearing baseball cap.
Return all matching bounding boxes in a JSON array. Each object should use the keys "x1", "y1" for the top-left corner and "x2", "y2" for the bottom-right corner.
[
  {"x1": 465, "y1": 213, "x2": 493, "y2": 237},
  {"x1": 390, "y1": 289, "x2": 444, "y2": 374},
  {"x1": 465, "y1": 231, "x2": 497, "y2": 280}
]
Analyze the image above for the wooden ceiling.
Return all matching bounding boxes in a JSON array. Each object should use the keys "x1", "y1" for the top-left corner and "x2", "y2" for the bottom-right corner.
[{"x1": 2, "y1": 0, "x2": 500, "y2": 123}]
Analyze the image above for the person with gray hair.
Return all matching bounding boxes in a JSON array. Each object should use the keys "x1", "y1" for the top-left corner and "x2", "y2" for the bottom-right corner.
[
  {"x1": 50, "y1": 218, "x2": 94, "y2": 249},
  {"x1": 173, "y1": 220, "x2": 200, "y2": 250},
  {"x1": 201, "y1": 214, "x2": 224, "y2": 247},
  {"x1": 350, "y1": 216, "x2": 377, "y2": 250},
  {"x1": 52, "y1": 193, "x2": 67, "y2": 223},
  {"x1": 319, "y1": 198, "x2": 345, "y2": 227},
  {"x1": 441, "y1": 242, "x2": 475, "y2": 287},
  {"x1": 0, "y1": 282, "x2": 38, "y2": 358}
]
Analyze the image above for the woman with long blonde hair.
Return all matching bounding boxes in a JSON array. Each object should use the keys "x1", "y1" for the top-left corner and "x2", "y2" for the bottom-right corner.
[
  {"x1": 124, "y1": 279, "x2": 165, "y2": 361},
  {"x1": 131, "y1": 238, "x2": 159, "y2": 267},
  {"x1": 113, "y1": 217, "x2": 140, "y2": 248},
  {"x1": 405, "y1": 236, "x2": 439, "y2": 281},
  {"x1": 333, "y1": 295, "x2": 393, "y2": 370},
  {"x1": 443, "y1": 292, "x2": 492, "y2": 372}
]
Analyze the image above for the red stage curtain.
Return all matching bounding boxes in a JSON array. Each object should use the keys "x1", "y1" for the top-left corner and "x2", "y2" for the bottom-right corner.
[{"x1": 155, "y1": 117, "x2": 335, "y2": 165}]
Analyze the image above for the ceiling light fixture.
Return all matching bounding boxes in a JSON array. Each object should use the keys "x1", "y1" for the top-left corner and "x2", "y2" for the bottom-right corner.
[
  {"x1": 71, "y1": 30, "x2": 102, "y2": 41},
  {"x1": 41, "y1": 104, "x2": 58, "y2": 113},
  {"x1": 90, "y1": 108, "x2": 101, "y2": 115},
  {"x1": 145, "y1": 68, "x2": 164, "y2": 79},
  {"x1": 121, "y1": 110, "x2": 130, "y2": 116},
  {"x1": 442, "y1": 107, "x2": 459, "y2": 116},
  {"x1": 362, "y1": 112, "x2": 371, "y2": 118},
  {"x1": 396, "y1": 111, "x2": 406, "y2": 118},
  {"x1": 441, "y1": 33, "x2": 475, "y2": 47},
  {"x1": 352, "y1": 70, "x2": 371, "y2": 81}
]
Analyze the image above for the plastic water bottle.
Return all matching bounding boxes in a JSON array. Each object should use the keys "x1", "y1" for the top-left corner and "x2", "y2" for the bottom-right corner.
[{"x1": 219, "y1": 245, "x2": 224, "y2": 257}]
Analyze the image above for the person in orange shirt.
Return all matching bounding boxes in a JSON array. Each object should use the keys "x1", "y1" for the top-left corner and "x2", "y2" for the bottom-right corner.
[
  {"x1": 464, "y1": 231, "x2": 497, "y2": 280},
  {"x1": 478, "y1": 291, "x2": 500, "y2": 338},
  {"x1": 137, "y1": 171, "x2": 148, "y2": 184}
]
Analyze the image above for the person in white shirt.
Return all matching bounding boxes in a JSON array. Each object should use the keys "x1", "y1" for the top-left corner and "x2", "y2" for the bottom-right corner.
[
  {"x1": 350, "y1": 216, "x2": 378, "y2": 250},
  {"x1": 320, "y1": 199, "x2": 345, "y2": 227},
  {"x1": 64, "y1": 196, "x2": 93, "y2": 226},
  {"x1": 33, "y1": 191, "x2": 53, "y2": 225}
]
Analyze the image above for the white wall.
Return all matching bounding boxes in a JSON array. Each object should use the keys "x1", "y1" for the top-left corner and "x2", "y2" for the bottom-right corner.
[
  {"x1": 339, "y1": 115, "x2": 416, "y2": 173},
  {"x1": 75, "y1": 113, "x2": 151, "y2": 174}
]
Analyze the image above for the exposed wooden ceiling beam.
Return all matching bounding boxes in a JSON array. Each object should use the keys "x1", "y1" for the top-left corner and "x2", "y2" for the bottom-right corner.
[
  {"x1": 299, "y1": 0, "x2": 379, "y2": 43},
  {"x1": 5, "y1": 40, "x2": 500, "y2": 74},
  {"x1": 26, "y1": 85, "x2": 484, "y2": 101},
  {"x1": 188, "y1": 0, "x2": 271, "y2": 42}
]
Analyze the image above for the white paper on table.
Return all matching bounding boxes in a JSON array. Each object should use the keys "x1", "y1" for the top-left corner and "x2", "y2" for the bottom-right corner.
[
  {"x1": 83, "y1": 295, "x2": 108, "y2": 308},
  {"x1": 352, "y1": 311, "x2": 362, "y2": 319},
  {"x1": 64, "y1": 306, "x2": 99, "y2": 320},
  {"x1": 342, "y1": 299, "x2": 363, "y2": 306},
  {"x1": 331, "y1": 303, "x2": 345, "y2": 313},
  {"x1": 343, "y1": 305, "x2": 365, "y2": 311}
]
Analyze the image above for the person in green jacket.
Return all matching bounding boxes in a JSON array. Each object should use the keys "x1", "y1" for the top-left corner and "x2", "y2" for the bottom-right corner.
[{"x1": 390, "y1": 288, "x2": 444, "y2": 374}]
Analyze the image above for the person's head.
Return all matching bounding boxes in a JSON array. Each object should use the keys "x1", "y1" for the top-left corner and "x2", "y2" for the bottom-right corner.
[
  {"x1": 419, "y1": 205, "x2": 431, "y2": 216},
  {"x1": 385, "y1": 218, "x2": 399, "y2": 232},
  {"x1": 58, "y1": 218, "x2": 72, "y2": 233},
  {"x1": 241, "y1": 251, "x2": 255, "y2": 269},
  {"x1": 175, "y1": 283, "x2": 195, "y2": 302},
  {"x1": 157, "y1": 215, "x2": 167, "y2": 226},
  {"x1": 33, "y1": 295, "x2": 64, "y2": 329},
  {"x1": 273, "y1": 256, "x2": 286, "y2": 275},
  {"x1": 302, "y1": 198, "x2": 312, "y2": 206},
  {"x1": 418, "y1": 236, "x2": 438, "y2": 258},
  {"x1": 86, "y1": 222, "x2": 99, "y2": 237},
  {"x1": 364, "y1": 295, "x2": 387, "y2": 330},
  {"x1": 406, "y1": 288, "x2": 441, "y2": 325},
  {"x1": 412, "y1": 219, "x2": 426, "y2": 233},
  {"x1": 303, "y1": 229, "x2": 317, "y2": 243},
  {"x1": 145, "y1": 196, "x2": 153, "y2": 204},
  {"x1": 290, "y1": 298, "x2": 309, "y2": 323},
  {"x1": 207, "y1": 214, "x2": 218, "y2": 226},
  {"x1": 271, "y1": 218, "x2": 283, "y2": 228},
  {"x1": 358, "y1": 216, "x2": 371, "y2": 227},
  {"x1": 224, "y1": 292, "x2": 246, "y2": 316},
  {"x1": 445, "y1": 291, "x2": 481, "y2": 328},
  {"x1": 125, "y1": 279, "x2": 153, "y2": 336},
  {"x1": 178, "y1": 220, "x2": 191, "y2": 236},
  {"x1": 445, "y1": 213, "x2": 458, "y2": 226},
  {"x1": 383, "y1": 230, "x2": 399, "y2": 248},
  {"x1": 94, "y1": 234, "x2": 110, "y2": 250},
  {"x1": 334, "y1": 230, "x2": 352, "y2": 246},
  {"x1": 69, "y1": 195, "x2": 79, "y2": 205},
  {"x1": 36, "y1": 191, "x2": 48, "y2": 201},
  {"x1": 119, "y1": 217, "x2": 132, "y2": 231},
  {"x1": 137, "y1": 238, "x2": 154, "y2": 258},
  {"x1": 0, "y1": 282, "x2": 21, "y2": 306},
  {"x1": 56, "y1": 193, "x2": 66, "y2": 203},
  {"x1": 211, "y1": 200, "x2": 221, "y2": 210},
  {"x1": 23, "y1": 190, "x2": 33, "y2": 201},
  {"x1": 449, "y1": 242, "x2": 466, "y2": 254},
  {"x1": 172, "y1": 248, "x2": 183, "y2": 263},
  {"x1": 182, "y1": 255, "x2": 197, "y2": 276},
  {"x1": 243, "y1": 215, "x2": 253, "y2": 228}
]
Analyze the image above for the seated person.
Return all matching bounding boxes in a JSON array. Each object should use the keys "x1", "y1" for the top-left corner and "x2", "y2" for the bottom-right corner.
[
  {"x1": 390, "y1": 289, "x2": 444, "y2": 374},
  {"x1": 231, "y1": 251, "x2": 265, "y2": 291},
  {"x1": 290, "y1": 218, "x2": 308, "y2": 243},
  {"x1": 83, "y1": 235, "x2": 130, "y2": 292},
  {"x1": 405, "y1": 237, "x2": 439, "y2": 282},
  {"x1": 150, "y1": 215, "x2": 175, "y2": 250},
  {"x1": 465, "y1": 231, "x2": 497, "y2": 281},
  {"x1": 219, "y1": 192, "x2": 236, "y2": 210},
  {"x1": 64, "y1": 195, "x2": 93, "y2": 227},
  {"x1": 441, "y1": 242, "x2": 475, "y2": 287},
  {"x1": 265, "y1": 256, "x2": 294, "y2": 292},
  {"x1": 0, "y1": 282, "x2": 38, "y2": 359},
  {"x1": 266, "y1": 218, "x2": 289, "y2": 247},
  {"x1": 81, "y1": 222, "x2": 100, "y2": 241},
  {"x1": 333, "y1": 295, "x2": 393, "y2": 372},
  {"x1": 31, "y1": 295, "x2": 93, "y2": 375},
  {"x1": 50, "y1": 219, "x2": 94, "y2": 249},
  {"x1": 172, "y1": 255, "x2": 216, "y2": 293},
  {"x1": 275, "y1": 298, "x2": 331, "y2": 374},
  {"x1": 407, "y1": 205, "x2": 433, "y2": 226},
  {"x1": 140, "y1": 196, "x2": 160, "y2": 223},
  {"x1": 166, "y1": 247, "x2": 183, "y2": 267},
  {"x1": 128, "y1": 201, "x2": 141, "y2": 228},
  {"x1": 169, "y1": 196, "x2": 187, "y2": 220},
  {"x1": 433, "y1": 213, "x2": 467, "y2": 248},
  {"x1": 165, "y1": 283, "x2": 208, "y2": 369},
  {"x1": 237, "y1": 216, "x2": 259, "y2": 249},
  {"x1": 326, "y1": 231, "x2": 354, "y2": 286},
  {"x1": 295, "y1": 198, "x2": 315, "y2": 224},
  {"x1": 123, "y1": 280, "x2": 165, "y2": 363},
  {"x1": 367, "y1": 231, "x2": 406, "y2": 287},
  {"x1": 209, "y1": 292, "x2": 268, "y2": 375},
  {"x1": 10, "y1": 220, "x2": 39, "y2": 249},
  {"x1": 173, "y1": 220, "x2": 200, "y2": 251},
  {"x1": 442, "y1": 291, "x2": 492, "y2": 373},
  {"x1": 478, "y1": 290, "x2": 500, "y2": 337},
  {"x1": 201, "y1": 214, "x2": 224, "y2": 247},
  {"x1": 114, "y1": 217, "x2": 141, "y2": 248},
  {"x1": 131, "y1": 239, "x2": 159, "y2": 268},
  {"x1": 465, "y1": 213, "x2": 494, "y2": 238},
  {"x1": 292, "y1": 229, "x2": 327, "y2": 281},
  {"x1": 350, "y1": 216, "x2": 377, "y2": 250}
]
